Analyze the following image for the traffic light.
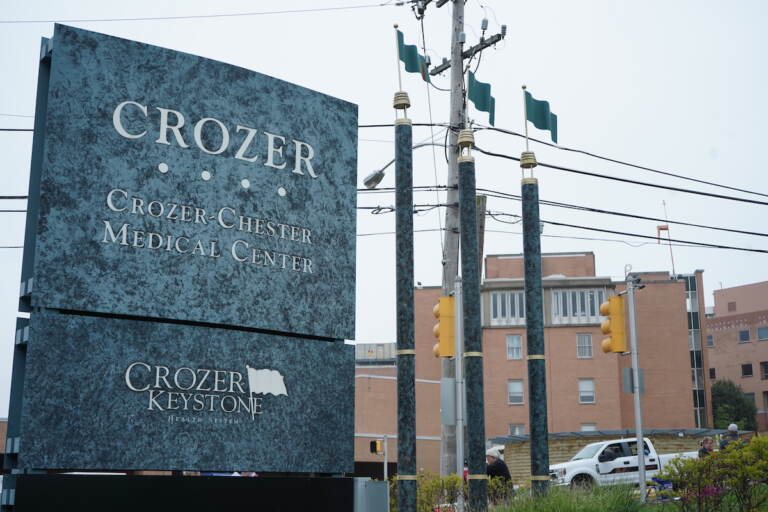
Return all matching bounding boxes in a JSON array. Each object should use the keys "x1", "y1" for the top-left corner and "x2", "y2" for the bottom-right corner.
[
  {"x1": 369, "y1": 439, "x2": 383, "y2": 454},
  {"x1": 432, "y1": 296, "x2": 455, "y2": 357},
  {"x1": 600, "y1": 296, "x2": 627, "y2": 353}
]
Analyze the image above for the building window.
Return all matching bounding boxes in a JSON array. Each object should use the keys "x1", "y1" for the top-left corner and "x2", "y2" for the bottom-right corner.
[
  {"x1": 576, "y1": 334, "x2": 593, "y2": 359},
  {"x1": 506, "y1": 335, "x2": 522, "y2": 360},
  {"x1": 551, "y1": 288, "x2": 606, "y2": 325},
  {"x1": 490, "y1": 291, "x2": 526, "y2": 326},
  {"x1": 578, "y1": 378, "x2": 595, "y2": 404},
  {"x1": 742, "y1": 364, "x2": 753, "y2": 378},
  {"x1": 706, "y1": 334, "x2": 714, "y2": 347},
  {"x1": 509, "y1": 424, "x2": 525, "y2": 435},
  {"x1": 728, "y1": 301, "x2": 736, "y2": 312},
  {"x1": 508, "y1": 380, "x2": 524, "y2": 405},
  {"x1": 764, "y1": 391, "x2": 768, "y2": 410},
  {"x1": 580, "y1": 423, "x2": 597, "y2": 432},
  {"x1": 758, "y1": 327, "x2": 768, "y2": 341},
  {"x1": 744, "y1": 393, "x2": 755, "y2": 405},
  {"x1": 709, "y1": 368, "x2": 716, "y2": 379},
  {"x1": 761, "y1": 362, "x2": 768, "y2": 380},
  {"x1": 739, "y1": 330, "x2": 750, "y2": 343}
]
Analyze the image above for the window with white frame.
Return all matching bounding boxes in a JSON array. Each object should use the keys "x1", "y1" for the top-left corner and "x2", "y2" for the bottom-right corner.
[
  {"x1": 509, "y1": 424, "x2": 525, "y2": 435},
  {"x1": 580, "y1": 423, "x2": 597, "y2": 432},
  {"x1": 706, "y1": 334, "x2": 714, "y2": 347},
  {"x1": 506, "y1": 334, "x2": 522, "y2": 360},
  {"x1": 739, "y1": 330, "x2": 750, "y2": 343},
  {"x1": 578, "y1": 378, "x2": 595, "y2": 404},
  {"x1": 551, "y1": 288, "x2": 606, "y2": 325},
  {"x1": 758, "y1": 327, "x2": 768, "y2": 341},
  {"x1": 576, "y1": 334, "x2": 593, "y2": 358},
  {"x1": 508, "y1": 380, "x2": 524, "y2": 404},
  {"x1": 491, "y1": 291, "x2": 526, "y2": 326}
]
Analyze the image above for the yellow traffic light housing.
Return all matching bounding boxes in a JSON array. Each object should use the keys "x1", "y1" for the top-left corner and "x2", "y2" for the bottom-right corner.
[
  {"x1": 600, "y1": 296, "x2": 627, "y2": 354},
  {"x1": 370, "y1": 439, "x2": 383, "y2": 454},
  {"x1": 432, "y1": 296, "x2": 455, "y2": 357}
]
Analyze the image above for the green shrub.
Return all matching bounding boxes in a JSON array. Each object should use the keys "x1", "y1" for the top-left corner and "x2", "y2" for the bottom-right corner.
[{"x1": 657, "y1": 437, "x2": 768, "y2": 512}]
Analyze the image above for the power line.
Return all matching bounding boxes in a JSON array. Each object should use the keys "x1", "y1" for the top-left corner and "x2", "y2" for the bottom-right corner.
[
  {"x1": 475, "y1": 188, "x2": 768, "y2": 239},
  {"x1": 473, "y1": 145, "x2": 768, "y2": 207},
  {"x1": 474, "y1": 123, "x2": 768, "y2": 199},
  {"x1": 0, "y1": 113, "x2": 33, "y2": 118},
  {"x1": 0, "y1": 196, "x2": 28, "y2": 200},
  {"x1": 0, "y1": 3, "x2": 397, "y2": 24},
  {"x1": 0, "y1": 128, "x2": 33, "y2": 132},
  {"x1": 539, "y1": 218, "x2": 768, "y2": 254},
  {"x1": 361, "y1": 185, "x2": 768, "y2": 239}
]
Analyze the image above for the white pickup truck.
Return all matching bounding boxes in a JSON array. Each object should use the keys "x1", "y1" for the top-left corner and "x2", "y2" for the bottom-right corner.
[{"x1": 549, "y1": 437, "x2": 697, "y2": 488}]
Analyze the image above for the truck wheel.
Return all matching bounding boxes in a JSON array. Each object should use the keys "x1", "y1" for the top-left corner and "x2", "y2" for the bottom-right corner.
[{"x1": 570, "y1": 475, "x2": 594, "y2": 490}]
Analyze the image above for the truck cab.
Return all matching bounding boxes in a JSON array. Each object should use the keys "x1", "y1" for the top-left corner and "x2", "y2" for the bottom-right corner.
[{"x1": 549, "y1": 437, "x2": 662, "y2": 488}]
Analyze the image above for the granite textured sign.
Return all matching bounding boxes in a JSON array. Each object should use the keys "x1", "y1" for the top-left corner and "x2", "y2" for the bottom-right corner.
[
  {"x1": 18, "y1": 310, "x2": 354, "y2": 472},
  {"x1": 26, "y1": 24, "x2": 357, "y2": 339}
]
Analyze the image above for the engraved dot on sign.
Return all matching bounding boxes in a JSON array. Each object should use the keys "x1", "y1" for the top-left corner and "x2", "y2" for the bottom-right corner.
[
  {"x1": 241, "y1": 179, "x2": 250, "y2": 189},
  {"x1": 158, "y1": 162, "x2": 169, "y2": 173},
  {"x1": 277, "y1": 187, "x2": 287, "y2": 197},
  {"x1": 201, "y1": 170, "x2": 212, "y2": 181}
]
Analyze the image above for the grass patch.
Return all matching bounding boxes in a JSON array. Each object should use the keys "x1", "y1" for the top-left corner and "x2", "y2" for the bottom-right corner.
[{"x1": 491, "y1": 485, "x2": 643, "y2": 512}]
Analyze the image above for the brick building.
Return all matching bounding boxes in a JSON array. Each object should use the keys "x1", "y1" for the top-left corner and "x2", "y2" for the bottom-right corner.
[
  {"x1": 354, "y1": 252, "x2": 712, "y2": 474},
  {"x1": 705, "y1": 281, "x2": 768, "y2": 431}
]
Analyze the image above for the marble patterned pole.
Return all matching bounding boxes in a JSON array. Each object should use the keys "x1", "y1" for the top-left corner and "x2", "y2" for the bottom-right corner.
[
  {"x1": 457, "y1": 130, "x2": 488, "y2": 511},
  {"x1": 521, "y1": 176, "x2": 550, "y2": 496},
  {"x1": 394, "y1": 91, "x2": 416, "y2": 512}
]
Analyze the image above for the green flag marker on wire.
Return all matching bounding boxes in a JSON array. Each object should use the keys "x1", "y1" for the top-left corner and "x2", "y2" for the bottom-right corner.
[
  {"x1": 467, "y1": 71, "x2": 495, "y2": 126},
  {"x1": 524, "y1": 88, "x2": 557, "y2": 143},
  {"x1": 396, "y1": 29, "x2": 431, "y2": 83}
]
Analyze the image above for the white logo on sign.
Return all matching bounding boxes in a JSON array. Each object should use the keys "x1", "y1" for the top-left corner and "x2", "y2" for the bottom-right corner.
[{"x1": 246, "y1": 366, "x2": 288, "y2": 420}]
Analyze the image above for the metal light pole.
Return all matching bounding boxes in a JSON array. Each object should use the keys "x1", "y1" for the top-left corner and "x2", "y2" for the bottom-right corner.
[
  {"x1": 520, "y1": 150, "x2": 550, "y2": 496},
  {"x1": 453, "y1": 276, "x2": 466, "y2": 512},
  {"x1": 626, "y1": 276, "x2": 646, "y2": 502},
  {"x1": 394, "y1": 90, "x2": 416, "y2": 512},
  {"x1": 456, "y1": 129, "x2": 487, "y2": 511}
]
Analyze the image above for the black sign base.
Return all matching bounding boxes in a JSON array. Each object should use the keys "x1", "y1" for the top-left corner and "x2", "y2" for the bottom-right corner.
[{"x1": 11, "y1": 474, "x2": 353, "y2": 511}]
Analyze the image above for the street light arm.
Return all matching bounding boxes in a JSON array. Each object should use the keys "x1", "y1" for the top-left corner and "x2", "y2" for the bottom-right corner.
[{"x1": 363, "y1": 142, "x2": 448, "y2": 189}]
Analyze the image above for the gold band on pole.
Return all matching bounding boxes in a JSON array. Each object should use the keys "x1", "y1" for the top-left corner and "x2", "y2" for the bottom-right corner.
[
  {"x1": 530, "y1": 475, "x2": 550, "y2": 481},
  {"x1": 467, "y1": 474, "x2": 488, "y2": 480},
  {"x1": 464, "y1": 352, "x2": 483, "y2": 357},
  {"x1": 396, "y1": 349, "x2": 416, "y2": 355},
  {"x1": 521, "y1": 177, "x2": 538, "y2": 185},
  {"x1": 526, "y1": 354, "x2": 545, "y2": 360},
  {"x1": 396, "y1": 475, "x2": 418, "y2": 480}
]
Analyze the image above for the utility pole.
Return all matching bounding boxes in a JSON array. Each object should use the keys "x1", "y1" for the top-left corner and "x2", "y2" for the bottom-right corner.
[
  {"x1": 438, "y1": 0, "x2": 465, "y2": 477},
  {"x1": 427, "y1": 0, "x2": 505, "y2": 478}
]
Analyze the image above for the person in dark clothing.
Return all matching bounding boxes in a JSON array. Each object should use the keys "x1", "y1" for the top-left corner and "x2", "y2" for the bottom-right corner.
[
  {"x1": 486, "y1": 448, "x2": 511, "y2": 482},
  {"x1": 719, "y1": 424, "x2": 740, "y2": 450},
  {"x1": 698, "y1": 436, "x2": 714, "y2": 457}
]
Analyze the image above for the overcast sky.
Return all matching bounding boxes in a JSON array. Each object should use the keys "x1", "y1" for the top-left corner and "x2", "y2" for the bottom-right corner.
[{"x1": 1, "y1": 0, "x2": 767, "y2": 415}]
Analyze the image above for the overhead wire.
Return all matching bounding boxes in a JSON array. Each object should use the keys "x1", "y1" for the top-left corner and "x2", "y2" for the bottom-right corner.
[
  {"x1": 472, "y1": 145, "x2": 768, "y2": 207},
  {"x1": 419, "y1": 15, "x2": 445, "y2": 255},
  {"x1": 474, "y1": 188, "x2": 768, "y2": 239},
  {"x1": 357, "y1": 201, "x2": 768, "y2": 253},
  {"x1": 360, "y1": 184, "x2": 768, "y2": 239},
  {"x1": 474, "y1": 123, "x2": 768, "y2": 199},
  {"x1": 0, "y1": 3, "x2": 398, "y2": 24}
]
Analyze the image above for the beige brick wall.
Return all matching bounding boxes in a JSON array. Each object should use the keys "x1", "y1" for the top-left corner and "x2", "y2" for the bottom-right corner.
[{"x1": 485, "y1": 253, "x2": 596, "y2": 280}]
